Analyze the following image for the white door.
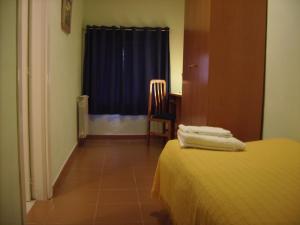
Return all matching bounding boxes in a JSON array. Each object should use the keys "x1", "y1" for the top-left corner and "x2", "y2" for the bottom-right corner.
[
  {"x1": 28, "y1": 0, "x2": 52, "y2": 200},
  {"x1": 18, "y1": 0, "x2": 52, "y2": 203}
]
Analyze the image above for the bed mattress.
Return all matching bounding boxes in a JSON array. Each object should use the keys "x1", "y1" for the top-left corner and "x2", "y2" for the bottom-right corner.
[{"x1": 152, "y1": 139, "x2": 300, "y2": 225}]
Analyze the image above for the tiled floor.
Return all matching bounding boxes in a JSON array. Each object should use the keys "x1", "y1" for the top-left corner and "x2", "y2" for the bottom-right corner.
[{"x1": 26, "y1": 138, "x2": 172, "y2": 225}]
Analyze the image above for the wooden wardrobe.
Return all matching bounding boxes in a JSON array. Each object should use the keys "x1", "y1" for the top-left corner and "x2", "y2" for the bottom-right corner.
[{"x1": 181, "y1": 0, "x2": 267, "y2": 141}]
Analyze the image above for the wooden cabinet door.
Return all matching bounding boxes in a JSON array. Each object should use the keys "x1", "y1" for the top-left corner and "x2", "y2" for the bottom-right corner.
[
  {"x1": 181, "y1": 0, "x2": 266, "y2": 141},
  {"x1": 208, "y1": 0, "x2": 267, "y2": 141},
  {"x1": 181, "y1": 0, "x2": 211, "y2": 126}
]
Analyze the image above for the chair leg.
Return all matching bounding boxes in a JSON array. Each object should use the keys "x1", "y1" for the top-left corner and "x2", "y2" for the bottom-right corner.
[
  {"x1": 163, "y1": 122, "x2": 168, "y2": 143},
  {"x1": 147, "y1": 120, "x2": 151, "y2": 145},
  {"x1": 171, "y1": 121, "x2": 175, "y2": 139},
  {"x1": 163, "y1": 122, "x2": 166, "y2": 134},
  {"x1": 167, "y1": 121, "x2": 172, "y2": 141}
]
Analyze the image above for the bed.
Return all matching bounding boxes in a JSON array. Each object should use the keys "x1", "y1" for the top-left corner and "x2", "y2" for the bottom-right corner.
[{"x1": 152, "y1": 139, "x2": 300, "y2": 225}]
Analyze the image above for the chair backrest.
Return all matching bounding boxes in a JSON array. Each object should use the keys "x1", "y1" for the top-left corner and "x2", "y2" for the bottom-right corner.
[{"x1": 148, "y1": 79, "x2": 167, "y2": 116}]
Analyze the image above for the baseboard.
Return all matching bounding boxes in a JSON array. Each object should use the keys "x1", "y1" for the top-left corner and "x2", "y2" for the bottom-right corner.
[
  {"x1": 26, "y1": 200, "x2": 36, "y2": 213},
  {"x1": 52, "y1": 142, "x2": 78, "y2": 188},
  {"x1": 87, "y1": 134, "x2": 147, "y2": 139}
]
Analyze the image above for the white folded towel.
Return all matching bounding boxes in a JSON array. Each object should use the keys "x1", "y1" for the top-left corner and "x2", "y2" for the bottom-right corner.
[
  {"x1": 177, "y1": 130, "x2": 245, "y2": 151},
  {"x1": 178, "y1": 124, "x2": 232, "y2": 138}
]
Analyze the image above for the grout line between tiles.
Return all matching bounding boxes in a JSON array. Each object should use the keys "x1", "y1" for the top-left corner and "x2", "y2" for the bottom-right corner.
[
  {"x1": 92, "y1": 148, "x2": 107, "y2": 225},
  {"x1": 133, "y1": 167, "x2": 145, "y2": 225},
  {"x1": 100, "y1": 187, "x2": 137, "y2": 191}
]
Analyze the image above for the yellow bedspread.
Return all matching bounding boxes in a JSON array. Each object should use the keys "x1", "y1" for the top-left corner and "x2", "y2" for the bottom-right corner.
[{"x1": 152, "y1": 139, "x2": 300, "y2": 225}]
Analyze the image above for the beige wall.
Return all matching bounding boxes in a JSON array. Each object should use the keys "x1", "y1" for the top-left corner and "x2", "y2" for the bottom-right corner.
[
  {"x1": 48, "y1": 0, "x2": 84, "y2": 183},
  {"x1": 0, "y1": 0, "x2": 23, "y2": 224},
  {"x1": 263, "y1": 0, "x2": 300, "y2": 141},
  {"x1": 83, "y1": 0, "x2": 184, "y2": 135},
  {"x1": 83, "y1": 0, "x2": 184, "y2": 94}
]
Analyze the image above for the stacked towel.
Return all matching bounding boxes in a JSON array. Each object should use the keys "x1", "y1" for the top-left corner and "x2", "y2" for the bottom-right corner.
[
  {"x1": 177, "y1": 125, "x2": 245, "y2": 151},
  {"x1": 178, "y1": 124, "x2": 232, "y2": 138}
]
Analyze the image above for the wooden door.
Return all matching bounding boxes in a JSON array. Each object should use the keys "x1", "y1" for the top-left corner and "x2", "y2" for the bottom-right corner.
[
  {"x1": 181, "y1": 0, "x2": 211, "y2": 125},
  {"x1": 208, "y1": 0, "x2": 267, "y2": 141}
]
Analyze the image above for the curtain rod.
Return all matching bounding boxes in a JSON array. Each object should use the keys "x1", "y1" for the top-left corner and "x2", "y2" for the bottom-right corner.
[{"x1": 82, "y1": 26, "x2": 169, "y2": 32}]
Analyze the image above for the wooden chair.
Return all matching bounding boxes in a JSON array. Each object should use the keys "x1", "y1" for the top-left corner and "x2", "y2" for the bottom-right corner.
[{"x1": 147, "y1": 79, "x2": 175, "y2": 144}]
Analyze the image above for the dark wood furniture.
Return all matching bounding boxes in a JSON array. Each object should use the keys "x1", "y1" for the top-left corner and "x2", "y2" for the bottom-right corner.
[
  {"x1": 181, "y1": 0, "x2": 267, "y2": 141},
  {"x1": 147, "y1": 80, "x2": 175, "y2": 143},
  {"x1": 169, "y1": 93, "x2": 182, "y2": 137}
]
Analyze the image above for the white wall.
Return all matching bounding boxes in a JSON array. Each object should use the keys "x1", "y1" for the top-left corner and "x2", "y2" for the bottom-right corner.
[
  {"x1": 0, "y1": 0, "x2": 23, "y2": 224},
  {"x1": 89, "y1": 115, "x2": 147, "y2": 135},
  {"x1": 48, "y1": 0, "x2": 84, "y2": 183},
  {"x1": 263, "y1": 0, "x2": 300, "y2": 141},
  {"x1": 83, "y1": 0, "x2": 184, "y2": 135}
]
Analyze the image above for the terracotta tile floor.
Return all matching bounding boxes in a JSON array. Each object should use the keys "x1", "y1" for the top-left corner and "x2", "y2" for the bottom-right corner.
[{"x1": 26, "y1": 138, "x2": 172, "y2": 225}]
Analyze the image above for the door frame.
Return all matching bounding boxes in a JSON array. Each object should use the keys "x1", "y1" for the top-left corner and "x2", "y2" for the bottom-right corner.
[
  {"x1": 17, "y1": 0, "x2": 31, "y2": 204},
  {"x1": 17, "y1": 0, "x2": 30, "y2": 222},
  {"x1": 18, "y1": 0, "x2": 52, "y2": 206}
]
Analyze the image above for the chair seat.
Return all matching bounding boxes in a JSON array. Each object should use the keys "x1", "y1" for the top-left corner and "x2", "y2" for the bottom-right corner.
[{"x1": 152, "y1": 113, "x2": 176, "y2": 121}]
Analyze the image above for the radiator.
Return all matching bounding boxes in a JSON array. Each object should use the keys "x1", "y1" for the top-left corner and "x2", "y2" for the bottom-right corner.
[{"x1": 77, "y1": 95, "x2": 89, "y2": 139}]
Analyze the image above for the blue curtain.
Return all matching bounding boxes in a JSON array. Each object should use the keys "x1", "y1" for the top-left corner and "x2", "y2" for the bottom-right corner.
[{"x1": 82, "y1": 26, "x2": 170, "y2": 115}]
